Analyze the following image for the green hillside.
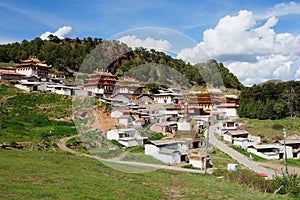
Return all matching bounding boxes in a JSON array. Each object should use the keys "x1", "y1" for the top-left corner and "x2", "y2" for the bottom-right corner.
[
  {"x1": 0, "y1": 37, "x2": 243, "y2": 89},
  {"x1": 0, "y1": 149, "x2": 293, "y2": 200},
  {"x1": 0, "y1": 84, "x2": 75, "y2": 149}
]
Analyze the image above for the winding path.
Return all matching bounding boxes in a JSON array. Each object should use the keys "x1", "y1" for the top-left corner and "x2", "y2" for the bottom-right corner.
[
  {"x1": 207, "y1": 124, "x2": 277, "y2": 179},
  {"x1": 57, "y1": 135, "x2": 205, "y2": 174}
]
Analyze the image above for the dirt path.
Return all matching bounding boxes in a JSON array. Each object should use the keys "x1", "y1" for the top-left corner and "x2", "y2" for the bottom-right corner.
[
  {"x1": 257, "y1": 162, "x2": 300, "y2": 175},
  {"x1": 57, "y1": 135, "x2": 205, "y2": 174}
]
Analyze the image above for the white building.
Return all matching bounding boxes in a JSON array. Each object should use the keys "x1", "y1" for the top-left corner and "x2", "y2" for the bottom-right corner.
[
  {"x1": 15, "y1": 80, "x2": 41, "y2": 92},
  {"x1": 145, "y1": 140, "x2": 188, "y2": 164},
  {"x1": 247, "y1": 144, "x2": 293, "y2": 160},
  {"x1": 16, "y1": 56, "x2": 51, "y2": 78},
  {"x1": 153, "y1": 93, "x2": 182, "y2": 104},
  {"x1": 111, "y1": 108, "x2": 131, "y2": 118},
  {"x1": 177, "y1": 121, "x2": 191, "y2": 131},
  {"x1": 223, "y1": 130, "x2": 249, "y2": 143},
  {"x1": 118, "y1": 115, "x2": 134, "y2": 127},
  {"x1": 106, "y1": 128, "x2": 146, "y2": 147},
  {"x1": 188, "y1": 153, "x2": 210, "y2": 169},
  {"x1": 216, "y1": 103, "x2": 239, "y2": 118}
]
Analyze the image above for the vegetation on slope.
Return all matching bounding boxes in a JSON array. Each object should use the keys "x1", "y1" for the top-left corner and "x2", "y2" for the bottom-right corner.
[
  {"x1": 0, "y1": 84, "x2": 76, "y2": 149},
  {"x1": 237, "y1": 117, "x2": 300, "y2": 143},
  {"x1": 0, "y1": 149, "x2": 294, "y2": 200},
  {"x1": 238, "y1": 81, "x2": 300, "y2": 119},
  {"x1": 0, "y1": 36, "x2": 243, "y2": 89}
]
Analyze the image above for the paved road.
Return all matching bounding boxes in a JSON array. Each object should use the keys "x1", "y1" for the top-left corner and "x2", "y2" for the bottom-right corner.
[
  {"x1": 207, "y1": 124, "x2": 277, "y2": 179},
  {"x1": 58, "y1": 135, "x2": 205, "y2": 174}
]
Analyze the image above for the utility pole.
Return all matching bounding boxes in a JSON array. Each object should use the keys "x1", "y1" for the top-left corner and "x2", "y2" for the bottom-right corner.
[
  {"x1": 282, "y1": 128, "x2": 289, "y2": 175},
  {"x1": 204, "y1": 120, "x2": 210, "y2": 174}
]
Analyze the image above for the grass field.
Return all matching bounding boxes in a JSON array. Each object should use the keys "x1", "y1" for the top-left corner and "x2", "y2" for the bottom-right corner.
[
  {"x1": 0, "y1": 84, "x2": 75, "y2": 149},
  {"x1": 0, "y1": 149, "x2": 295, "y2": 200},
  {"x1": 237, "y1": 117, "x2": 300, "y2": 143}
]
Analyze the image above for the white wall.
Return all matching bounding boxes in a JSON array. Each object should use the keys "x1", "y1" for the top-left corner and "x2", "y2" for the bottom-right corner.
[
  {"x1": 16, "y1": 68, "x2": 33, "y2": 76},
  {"x1": 145, "y1": 144, "x2": 180, "y2": 164},
  {"x1": 15, "y1": 84, "x2": 33, "y2": 92},
  {"x1": 247, "y1": 148, "x2": 280, "y2": 160},
  {"x1": 223, "y1": 134, "x2": 232, "y2": 143},
  {"x1": 177, "y1": 122, "x2": 190, "y2": 131},
  {"x1": 189, "y1": 159, "x2": 203, "y2": 169},
  {"x1": 107, "y1": 130, "x2": 119, "y2": 140},
  {"x1": 111, "y1": 110, "x2": 123, "y2": 118},
  {"x1": 119, "y1": 118, "x2": 132, "y2": 127},
  {"x1": 225, "y1": 108, "x2": 238, "y2": 118}
]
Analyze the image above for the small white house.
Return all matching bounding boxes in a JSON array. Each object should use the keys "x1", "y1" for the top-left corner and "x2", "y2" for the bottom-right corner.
[
  {"x1": 216, "y1": 103, "x2": 239, "y2": 118},
  {"x1": 232, "y1": 135, "x2": 261, "y2": 149},
  {"x1": 133, "y1": 118, "x2": 145, "y2": 128},
  {"x1": 145, "y1": 140, "x2": 188, "y2": 164},
  {"x1": 118, "y1": 115, "x2": 133, "y2": 127},
  {"x1": 216, "y1": 121, "x2": 241, "y2": 136},
  {"x1": 233, "y1": 137, "x2": 249, "y2": 148},
  {"x1": 15, "y1": 80, "x2": 41, "y2": 92},
  {"x1": 188, "y1": 153, "x2": 210, "y2": 169},
  {"x1": 247, "y1": 145, "x2": 288, "y2": 160},
  {"x1": 277, "y1": 139, "x2": 300, "y2": 159},
  {"x1": 177, "y1": 121, "x2": 191, "y2": 131},
  {"x1": 106, "y1": 128, "x2": 146, "y2": 147},
  {"x1": 111, "y1": 108, "x2": 131, "y2": 118},
  {"x1": 223, "y1": 130, "x2": 249, "y2": 143}
]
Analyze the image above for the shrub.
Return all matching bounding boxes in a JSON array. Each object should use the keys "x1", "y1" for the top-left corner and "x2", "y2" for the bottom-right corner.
[
  {"x1": 149, "y1": 133, "x2": 163, "y2": 140},
  {"x1": 128, "y1": 145, "x2": 144, "y2": 153},
  {"x1": 267, "y1": 173, "x2": 300, "y2": 198},
  {"x1": 272, "y1": 123, "x2": 284, "y2": 130},
  {"x1": 111, "y1": 139, "x2": 123, "y2": 148}
]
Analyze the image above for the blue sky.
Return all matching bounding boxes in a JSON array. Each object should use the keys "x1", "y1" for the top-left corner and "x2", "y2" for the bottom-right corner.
[{"x1": 1, "y1": 0, "x2": 300, "y2": 85}]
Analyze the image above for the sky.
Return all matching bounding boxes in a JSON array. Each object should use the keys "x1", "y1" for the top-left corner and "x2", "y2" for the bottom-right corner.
[{"x1": 1, "y1": 0, "x2": 300, "y2": 85}]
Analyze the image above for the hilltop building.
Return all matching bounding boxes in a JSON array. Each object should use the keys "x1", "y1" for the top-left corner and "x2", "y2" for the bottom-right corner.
[
  {"x1": 84, "y1": 71, "x2": 117, "y2": 97},
  {"x1": 16, "y1": 56, "x2": 51, "y2": 78}
]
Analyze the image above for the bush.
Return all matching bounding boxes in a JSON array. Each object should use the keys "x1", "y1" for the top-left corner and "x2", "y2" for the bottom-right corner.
[
  {"x1": 213, "y1": 169, "x2": 300, "y2": 198},
  {"x1": 111, "y1": 139, "x2": 123, "y2": 148},
  {"x1": 267, "y1": 173, "x2": 300, "y2": 198},
  {"x1": 149, "y1": 133, "x2": 163, "y2": 140},
  {"x1": 128, "y1": 145, "x2": 144, "y2": 153},
  {"x1": 272, "y1": 123, "x2": 284, "y2": 130}
]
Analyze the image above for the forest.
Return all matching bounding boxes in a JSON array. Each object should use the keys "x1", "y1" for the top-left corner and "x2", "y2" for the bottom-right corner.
[
  {"x1": 0, "y1": 35, "x2": 243, "y2": 89},
  {"x1": 238, "y1": 81, "x2": 300, "y2": 119}
]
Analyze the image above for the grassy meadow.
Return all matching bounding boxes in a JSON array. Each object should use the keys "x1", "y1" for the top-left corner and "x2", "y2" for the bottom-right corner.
[
  {"x1": 0, "y1": 149, "x2": 295, "y2": 200},
  {"x1": 237, "y1": 117, "x2": 300, "y2": 143}
]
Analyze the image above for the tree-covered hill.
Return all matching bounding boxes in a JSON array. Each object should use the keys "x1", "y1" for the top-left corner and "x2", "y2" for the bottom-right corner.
[
  {"x1": 0, "y1": 36, "x2": 243, "y2": 89},
  {"x1": 238, "y1": 81, "x2": 300, "y2": 119}
]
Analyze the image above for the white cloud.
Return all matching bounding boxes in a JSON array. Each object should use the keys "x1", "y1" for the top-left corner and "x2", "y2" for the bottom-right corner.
[
  {"x1": 177, "y1": 44, "x2": 209, "y2": 63},
  {"x1": 118, "y1": 35, "x2": 172, "y2": 52},
  {"x1": 178, "y1": 9, "x2": 300, "y2": 85},
  {"x1": 40, "y1": 26, "x2": 72, "y2": 40},
  {"x1": 0, "y1": 36, "x2": 16, "y2": 44},
  {"x1": 259, "y1": 1, "x2": 300, "y2": 19},
  {"x1": 295, "y1": 68, "x2": 300, "y2": 79}
]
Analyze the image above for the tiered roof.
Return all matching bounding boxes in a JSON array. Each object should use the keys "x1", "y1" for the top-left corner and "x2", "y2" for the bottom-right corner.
[{"x1": 16, "y1": 56, "x2": 51, "y2": 68}]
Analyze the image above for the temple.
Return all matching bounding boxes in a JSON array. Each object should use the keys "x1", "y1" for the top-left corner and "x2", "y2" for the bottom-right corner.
[
  {"x1": 84, "y1": 71, "x2": 117, "y2": 97},
  {"x1": 16, "y1": 56, "x2": 51, "y2": 78}
]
